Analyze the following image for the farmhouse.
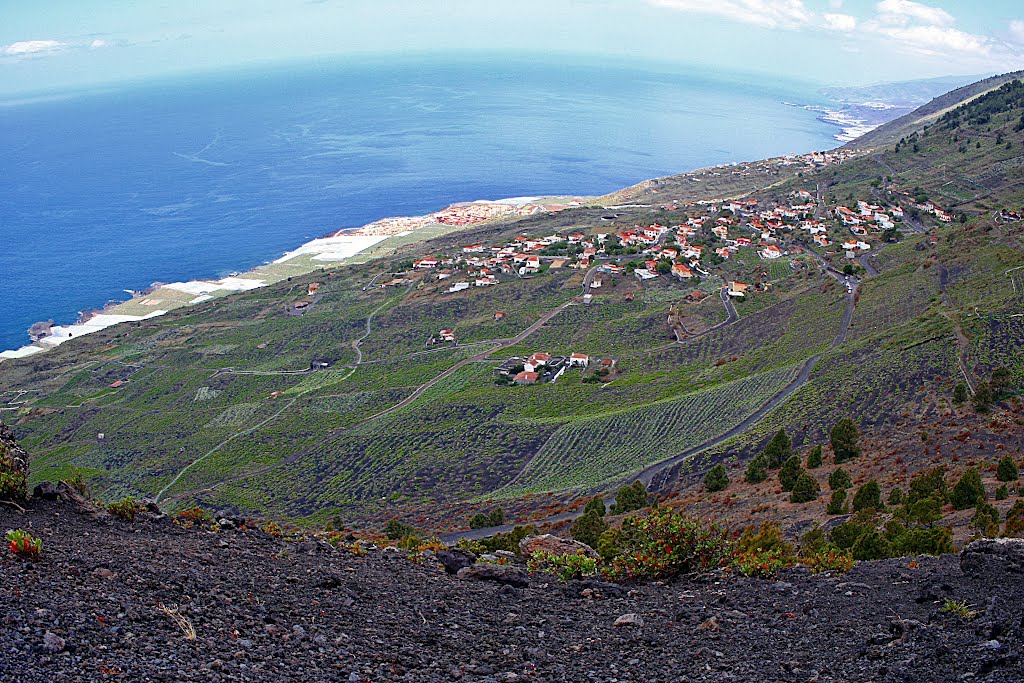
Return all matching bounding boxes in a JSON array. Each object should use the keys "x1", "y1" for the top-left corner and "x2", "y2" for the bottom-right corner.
[{"x1": 513, "y1": 371, "x2": 539, "y2": 385}]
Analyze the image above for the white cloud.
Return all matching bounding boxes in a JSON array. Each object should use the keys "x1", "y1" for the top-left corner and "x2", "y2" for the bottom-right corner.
[
  {"x1": 1010, "y1": 19, "x2": 1024, "y2": 44},
  {"x1": 823, "y1": 13, "x2": 857, "y2": 32},
  {"x1": 649, "y1": 0, "x2": 812, "y2": 30},
  {"x1": 876, "y1": 0, "x2": 954, "y2": 28},
  {"x1": 89, "y1": 39, "x2": 108, "y2": 49},
  {"x1": 2, "y1": 40, "x2": 66, "y2": 56},
  {"x1": 874, "y1": 23, "x2": 989, "y2": 57}
]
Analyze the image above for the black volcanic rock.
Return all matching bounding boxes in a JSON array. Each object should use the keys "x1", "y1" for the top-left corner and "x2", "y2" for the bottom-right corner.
[{"x1": 2, "y1": 500, "x2": 1024, "y2": 682}]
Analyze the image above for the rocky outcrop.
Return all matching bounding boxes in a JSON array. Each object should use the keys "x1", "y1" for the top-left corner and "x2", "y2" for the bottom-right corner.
[
  {"x1": 519, "y1": 534, "x2": 599, "y2": 560},
  {"x1": 456, "y1": 563, "x2": 530, "y2": 587},
  {"x1": 0, "y1": 422, "x2": 29, "y2": 502},
  {"x1": 960, "y1": 538, "x2": 1024, "y2": 577}
]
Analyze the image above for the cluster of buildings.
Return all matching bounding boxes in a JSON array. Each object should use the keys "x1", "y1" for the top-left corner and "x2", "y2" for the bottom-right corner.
[{"x1": 495, "y1": 351, "x2": 599, "y2": 385}]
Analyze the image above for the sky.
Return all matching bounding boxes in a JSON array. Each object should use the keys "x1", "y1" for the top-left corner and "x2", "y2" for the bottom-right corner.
[{"x1": 2, "y1": 0, "x2": 1024, "y2": 96}]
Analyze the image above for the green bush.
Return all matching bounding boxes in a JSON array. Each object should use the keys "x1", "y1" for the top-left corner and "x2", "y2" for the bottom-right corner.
[
  {"x1": 907, "y1": 466, "x2": 949, "y2": 504},
  {"x1": 996, "y1": 455, "x2": 1019, "y2": 482},
  {"x1": 971, "y1": 502, "x2": 1000, "y2": 538},
  {"x1": 745, "y1": 455, "x2": 768, "y2": 484},
  {"x1": 888, "y1": 488, "x2": 905, "y2": 506},
  {"x1": 384, "y1": 519, "x2": 416, "y2": 540},
  {"x1": 1004, "y1": 500, "x2": 1024, "y2": 537},
  {"x1": 800, "y1": 547, "x2": 853, "y2": 574},
  {"x1": 994, "y1": 484, "x2": 1009, "y2": 500},
  {"x1": 806, "y1": 445, "x2": 823, "y2": 469},
  {"x1": 571, "y1": 510, "x2": 610, "y2": 548},
  {"x1": 791, "y1": 471, "x2": 820, "y2": 503},
  {"x1": 852, "y1": 481, "x2": 883, "y2": 512},
  {"x1": 826, "y1": 488, "x2": 849, "y2": 515},
  {"x1": 609, "y1": 507, "x2": 735, "y2": 581},
  {"x1": 953, "y1": 382, "x2": 968, "y2": 404},
  {"x1": 477, "y1": 525, "x2": 537, "y2": 554},
  {"x1": 828, "y1": 467, "x2": 852, "y2": 491},
  {"x1": 762, "y1": 429, "x2": 793, "y2": 469},
  {"x1": 779, "y1": 456, "x2": 802, "y2": 492},
  {"x1": 596, "y1": 527, "x2": 621, "y2": 563},
  {"x1": 107, "y1": 496, "x2": 142, "y2": 522},
  {"x1": 950, "y1": 467, "x2": 986, "y2": 510},
  {"x1": 737, "y1": 522, "x2": 794, "y2": 559},
  {"x1": 468, "y1": 508, "x2": 507, "y2": 529},
  {"x1": 830, "y1": 418, "x2": 861, "y2": 464},
  {"x1": 800, "y1": 524, "x2": 829, "y2": 555},
  {"x1": 704, "y1": 464, "x2": 729, "y2": 493},
  {"x1": 584, "y1": 495, "x2": 606, "y2": 517},
  {"x1": 610, "y1": 481, "x2": 649, "y2": 515},
  {"x1": 0, "y1": 471, "x2": 26, "y2": 502},
  {"x1": 732, "y1": 547, "x2": 791, "y2": 577},
  {"x1": 527, "y1": 551, "x2": 599, "y2": 581}
]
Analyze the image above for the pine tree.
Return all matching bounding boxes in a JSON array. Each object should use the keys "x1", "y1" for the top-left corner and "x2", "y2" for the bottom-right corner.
[
  {"x1": 791, "y1": 471, "x2": 820, "y2": 503},
  {"x1": 830, "y1": 418, "x2": 861, "y2": 464},
  {"x1": 584, "y1": 495, "x2": 607, "y2": 517},
  {"x1": 973, "y1": 381, "x2": 993, "y2": 412},
  {"x1": 762, "y1": 429, "x2": 793, "y2": 469},
  {"x1": 745, "y1": 455, "x2": 768, "y2": 484},
  {"x1": 994, "y1": 484, "x2": 1009, "y2": 500},
  {"x1": 779, "y1": 455, "x2": 802, "y2": 492},
  {"x1": 704, "y1": 464, "x2": 729, "y2": 493},
  {"x1": 852, "y1": 480, "x2": 883, "y2": 512},
  {"x1": 996, "y1": 455, "x2": 1019, "y2": 482},
  {"x1": 828, "y1": 467, "x2": 852, "y2": 491},
  {"x1": 826, "y1": 488, "x2": 848, "y2": 515},
  {"x1": 950, "y1": 467, "x2": 986, "y2": 510},
  {"x1": 1005, "y1": 500, "x2": 1024, "y2": 537},
  {"x1": 610, "y1": 481, "x2": 649, "y2": 515},
  {"x1": 571, "y1": 510, "x2": 610, "y2": 547},
  {"x1": 953, "y1": 382, "x2": 968, "y2": 404},
  {"x1": 806, "y1": 445, "x2": 823, "y2": 469},
  {"x1": 970, "y1": 502, "x2": 1000, "y2": 538}
]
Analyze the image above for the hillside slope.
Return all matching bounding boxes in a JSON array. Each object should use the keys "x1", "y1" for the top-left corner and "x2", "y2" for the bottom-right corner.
[
  {"x1": 1, "y1": 73, "x2": 1023, "y2": 536},
  {"x1": 3, "y1": 498, "x2": 1024, "y2": 683}
]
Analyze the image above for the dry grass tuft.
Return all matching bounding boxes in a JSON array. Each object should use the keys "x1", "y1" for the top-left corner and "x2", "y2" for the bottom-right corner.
[{"x1": 157, "y1": 602, "x2": 197, "y2": 641}]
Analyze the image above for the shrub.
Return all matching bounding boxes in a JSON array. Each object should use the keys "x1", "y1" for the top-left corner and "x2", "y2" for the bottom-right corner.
[
  {"x1": 851, "y1": 528, "x2": 887, "y2": 561},
  {"x1": 527, "y1": 551, "x2": 599, "y2": 581},
  {"x1": 107, "y1": 496, "x2": 142, "y2": 522},
  {"x1": 779, "y1": 456, "x2": 802, "y2": 492},
  {"x1": 745, "y1": 455, "x2": 768, "y2": 484},
  {"x1": 737, "y1": 521, "x2": 794, "y2": 558},
  {"x1": 488, "y1": 508, "x2": 506, "y2": 526},
  {"x1": 800, "y1": 547, "x2": 853, "y2": 574},
  {"x1": 6, "y1": 529, "x2": 42, "y2": 559},
  {"x1": 584, "y1": 495, "x2": 607, "y2": 517},
  {"x1": 732, "y1": 547, "x2": 791, "y2": 577},
  {"x1": 950, "y1": 467, "x2": 986, "y2": 510},
  {"x1": 610, "y1": 481, "x2": 649, "y2": 515},
  {"x1": 609, "y1": 508, "x2": 736, "y2": 581},
  {"x1": 806, "y1": 445, "x2": 823, "y2": 469},
  {"x1": 704, "y1": 464, "x2": 729, "y2": 493},
  {"x1": 828, "y1": 467, "x2": 852, "y2": 491},
  {"x1": 996, "y1": 455, "x2": 1019, "y2": 482},
  {"x1": 908, "y1": 466, "x2": 949, "y2": 504},
  {"x1": 384, "y1": 519, "x2": 416, "y2": 540},
  {"x1": 939, "y1": 599, "x2": 978, "y2": 621},
  {"x1": 1004, "y1": 500, "x2": 1024, "y2": 537},
  {"x1": 397, "y1": 534, "x2": 422, "y2": 551},
  {"x1": 973, "y1": 381, "x2": 993, "y2": 412},
  {"x1": 887, "y1": 524, "x2": 953, "y2": 557},
  {"x1": 852, "y1": 481, "x2": 883, "y2": 512},
  {"x1": 994, "y1": 484, "x2": 1009, "y2": 500},
  {"x1": 888, "y1": 488, "x2": 905, "y2": 506},
  {"x1": 596, "y1": 528, "x2": 621, "y2": 562},
  {"x1": 800, "y1": 524, "x2": 829, "y2": 555},
  {"x1": 826, "y1": 488, "x2": 849, "y2": 515},
  {"x1": 953, "y1": 382, "x2": 968, "y2": 404},
  {"x1": 791, "y1": 471, "x2": 821, "y2": 503},
  {"x1": 0, "y1": 471, "x2": 27, "y2": 502},
  {"x1": 571, "y1": 510, "x2": 610, "y2": 548},
  {"x1": 173, "y1": 506, "x2": 214, "y2": 529},
  {"x1": 762, "y1": 429, "x2": 793, "y2": 469},
  {"x1": 477, "y1": 525, "x2": 537, "y2": 554},
  {"x1": 971, "y1": 502, "x2": 1000, "y2": 538},
  {"x1": 830, "y1": 418, "x2": 861, "y2": 464}
]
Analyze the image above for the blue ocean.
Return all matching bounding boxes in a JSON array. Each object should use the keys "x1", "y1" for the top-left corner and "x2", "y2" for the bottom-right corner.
[{"x1": 0, "y1": 54, "x2": 839, "y2": 351}]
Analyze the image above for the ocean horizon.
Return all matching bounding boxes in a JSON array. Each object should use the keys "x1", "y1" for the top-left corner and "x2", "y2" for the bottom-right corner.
[{"x1": 0, "y1": 53, "x2": 842, "y2": 351}]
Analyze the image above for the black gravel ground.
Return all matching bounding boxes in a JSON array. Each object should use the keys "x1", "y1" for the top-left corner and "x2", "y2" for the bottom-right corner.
[{"x1": 2, "y1": 499, "x2": 1022, "y2": 682}]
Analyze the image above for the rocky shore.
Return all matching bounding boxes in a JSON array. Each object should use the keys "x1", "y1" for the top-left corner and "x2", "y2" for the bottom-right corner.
[{"x1": 2, "y1": 495, "x2": 1022, "y2": 683}]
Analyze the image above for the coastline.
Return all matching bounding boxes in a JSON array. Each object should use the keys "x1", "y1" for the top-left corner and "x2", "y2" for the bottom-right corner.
[{"x1": 0, "y1": 195, "x2": 586, "y2": 362}]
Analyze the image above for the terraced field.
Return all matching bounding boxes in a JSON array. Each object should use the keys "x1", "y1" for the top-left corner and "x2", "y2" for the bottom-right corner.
[{"x1": 498, "y1": 363, "x2": 803, "y2": 496}]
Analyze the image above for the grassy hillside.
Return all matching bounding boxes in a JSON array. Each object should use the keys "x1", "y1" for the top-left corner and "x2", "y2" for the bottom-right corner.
[{"x1": 3, "y1": 74, "x2": 1024, "y2": 534}]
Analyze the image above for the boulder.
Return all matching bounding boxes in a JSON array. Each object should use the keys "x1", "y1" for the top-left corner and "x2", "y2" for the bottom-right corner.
[
  {"x1": 457, "y1": 564, "x2": 530, "y2": 588},
  {"x1": 613, "y1": 613, "x2": 643, "y2": 627},
  {"x1": 518, "y1": 534, "x2": 599, "y2": 560},
  {"x1": 32, "y1": 481, "x2": 60, "y2": 501},
  {"x1": 960, "y1": 538, "x2": 1024, "y2": 577},
  {"x1": 0, "y1": 422, "x2": 29, "y2": 501},
  {"x1": 437, "y1": 549, "x2": 476, "y2": 575}
]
